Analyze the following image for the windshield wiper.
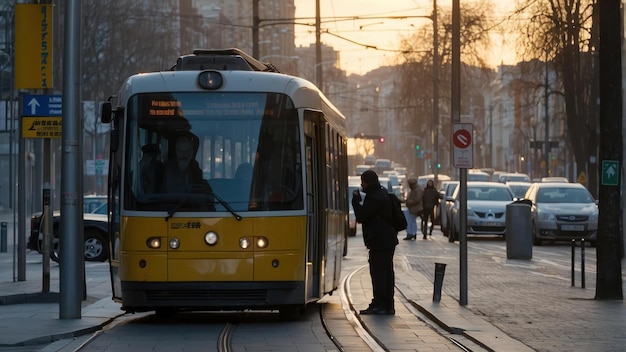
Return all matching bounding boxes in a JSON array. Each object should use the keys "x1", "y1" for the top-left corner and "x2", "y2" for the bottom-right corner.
[
  {"x1": 164, "y1": 184, "x2": 242, "y2": 221},
  {"x1": 165, "y1": 195, "x2": 190, "y2": 221},
  {"x1": 211, "y1": 191, "x2": 242, "y2": 221}
]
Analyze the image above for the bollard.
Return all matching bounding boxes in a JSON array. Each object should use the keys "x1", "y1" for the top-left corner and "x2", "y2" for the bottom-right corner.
[
  {"x1": 433, "y1": 262, "x2": 446, "y2": 302},
  {"x1": 571, "y1": 239, "x2": 575, "y2": 287},
  {"x1": 0, "y1": 222, "x2": 6, "y2": 252},
  {"x1": 581, "y1": 239, "x2": 585, "y2": 288},
  {"x1": 571, "y1": 239, "x2": 586, "y2": 288}
]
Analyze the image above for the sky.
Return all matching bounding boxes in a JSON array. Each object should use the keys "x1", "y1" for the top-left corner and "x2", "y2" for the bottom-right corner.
[{"x1": 294, "y1": 0, "x2": 517, "y2": 76}]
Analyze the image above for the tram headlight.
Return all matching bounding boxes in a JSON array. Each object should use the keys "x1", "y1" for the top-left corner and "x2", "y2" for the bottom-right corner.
[
  {"x1": 256, "y1": 236, "x2": 269, "y2": 248},
  {"x1": 146, "y1": 237, "x2": 161, "y2": 249},
  {"x1": 198, "y1": 71, "x2": 223, "y2": 90},
  {"x1": 239, "y1": 237, "x2": 250, "y2": 249},
  {"x1": 204, "y1": 231, "x2": 218, "y2": 246},
  {"x1": 169, "y1": 237, "x2": 180, "y2": 249}
]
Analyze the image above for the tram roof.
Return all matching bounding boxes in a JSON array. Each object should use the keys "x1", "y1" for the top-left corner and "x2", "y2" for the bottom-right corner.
[{"x1": 120, "y1": 70, "x2": 345, "y2": 121}]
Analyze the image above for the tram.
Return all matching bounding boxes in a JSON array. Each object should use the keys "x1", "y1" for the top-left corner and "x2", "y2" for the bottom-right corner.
[{"x1": 100, "y1": 49, "x2": 348, "y2": 319}]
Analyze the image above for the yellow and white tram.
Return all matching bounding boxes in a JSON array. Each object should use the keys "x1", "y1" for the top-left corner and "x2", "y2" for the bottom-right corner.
[{"x1": 101, "y1": 49, "x2": 348, "y2": 319}]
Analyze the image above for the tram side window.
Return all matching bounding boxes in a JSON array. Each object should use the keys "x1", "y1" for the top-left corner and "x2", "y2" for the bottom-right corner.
[{"x1": 252, "y1": 108, "x2": 303, "y2": 211}]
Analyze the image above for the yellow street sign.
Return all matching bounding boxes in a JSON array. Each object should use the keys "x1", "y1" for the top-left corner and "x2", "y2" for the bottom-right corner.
[
  {"x1": 22, "y1": 117, "x2": 62, "y2": 138},
  {"x1": 15, "y1": 4, "x2": 53, "y2": 89},
  {"x1": 577, "y1": 171, "x2": 587, "y2": 184}
]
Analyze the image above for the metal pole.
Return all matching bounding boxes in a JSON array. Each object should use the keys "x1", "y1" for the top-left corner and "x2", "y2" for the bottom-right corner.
[
  {"x1": 543, "y1": 58, "x2": 550, "y2": 177},
  {"x1": 315, "y1": 0, "x2": 322, "y2": 89},
  {"x1": 0, "y1": 222, "x2": 6, "y2": 252},
  {"x1": 60, "y1": 0, "x2": 83, "y2": 319},
  {"x1": 432, "y1": 0, "x2": 439, "y2": 183},
  {"x1": 252, "y1": 0, "x2": 259, "y2": 58},
  {"x1": 42, "y1": 183, "x2": 50, "y2": 292},
  {"x1": 451, "y1": 0, "x2": 466, "y2": 306},
  {"x1": 17, "y1": 95, "x2": 25, "y2": 281}
]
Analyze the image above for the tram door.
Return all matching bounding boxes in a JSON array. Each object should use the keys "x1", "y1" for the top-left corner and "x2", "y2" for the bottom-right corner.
[{"x1": 304, "y1": 112, "x2": 324, "y2": 298}]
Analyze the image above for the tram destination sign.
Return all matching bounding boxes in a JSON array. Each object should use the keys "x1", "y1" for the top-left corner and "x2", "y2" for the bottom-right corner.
[{"x1": 21, "y1": 94, "x2": 62, "y2": 117}]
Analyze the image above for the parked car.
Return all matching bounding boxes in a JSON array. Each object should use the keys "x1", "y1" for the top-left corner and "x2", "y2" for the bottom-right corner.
[
  {"x1": 355, "y1": 164, "x2": 371, "y2": 175},
  {"x1": 497, "y1": 172, "x2": 531, "y2": 183},
  {"x1": 448, "y1": 181, "x2": 515, "y2": 242},
  {"x1": 524, "y1": 182, "x2": 597, "y2": 245},
  {"x1": 541, "y1": 176, "x2": 569, "y2": 183},
  {"x1": 438, "y1": 181, "x2": 459, "y2": 237},
  {"x1": 28, "y1": 195, "x2": 110, "y2": 262},
  {"x1": 467, "y1": 170, "x2": 490, "y2": 181},
  {"x1": 506, "y1": 181, "x2": 532, "y2": 199}
]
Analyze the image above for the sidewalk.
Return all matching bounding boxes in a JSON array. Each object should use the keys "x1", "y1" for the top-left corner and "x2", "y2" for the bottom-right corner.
[{"x1": 0, "y1": 249, "x2": 123, "y2": 348}]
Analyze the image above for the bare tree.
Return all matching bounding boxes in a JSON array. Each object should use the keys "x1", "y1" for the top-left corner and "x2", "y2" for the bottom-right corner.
[
  {"x1": 393, "y1": 0, "x2": 494, "y2": 174},
  {"x1": 513, "y1": 0, "x2": 598, "y2": 194}
]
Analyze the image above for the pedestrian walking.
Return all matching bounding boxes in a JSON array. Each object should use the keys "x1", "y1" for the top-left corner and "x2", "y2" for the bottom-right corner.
[
  {"x1": 351, "y1": 170, "x2": 398, "y2": 315},
  {"x1": 421, "y1": 179, "x2": 439, "y2": 239},
  {"x1": 403, "y1": 178, "x2": 423, "y2": 240}
]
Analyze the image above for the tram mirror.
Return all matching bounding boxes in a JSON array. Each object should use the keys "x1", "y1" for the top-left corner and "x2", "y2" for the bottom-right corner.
[{"x1": 101, "y1": 102, "x2": 112, "y2": 123}]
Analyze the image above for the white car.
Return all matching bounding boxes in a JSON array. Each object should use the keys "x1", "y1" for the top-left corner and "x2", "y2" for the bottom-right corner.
[
  {"x1": 449, "y1": 182, "x2": 515, "y2": 242},
  {"x1": 524, "y1": 182, "x2": 597, "y2": 245}
]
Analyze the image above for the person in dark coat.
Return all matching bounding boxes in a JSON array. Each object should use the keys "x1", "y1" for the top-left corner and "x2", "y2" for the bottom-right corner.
[
  {"x1": 162, "y1": 135, "x2": 205, "y2": 193},
  {"x1": 352, "y1": 170, "x2": 399, "y2": 315},
  {"x1": 421, "y1": 179, "x2": 439, "y2": 239}
]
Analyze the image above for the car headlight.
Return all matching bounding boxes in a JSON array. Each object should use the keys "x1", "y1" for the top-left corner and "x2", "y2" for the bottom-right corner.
[
  {"x1": 589, "y1": 210, "x2": 599, "y2": 221},
  {"x1": 538, "y1": 210, "x2": 555, "y2": 220}
]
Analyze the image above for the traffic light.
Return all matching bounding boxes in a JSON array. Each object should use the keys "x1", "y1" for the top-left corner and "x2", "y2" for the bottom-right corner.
[
  {"x1": 437, "y1": 163, "x2": 441, "y2": 169},
  {"x1": 415, "y1": 144, "x2": 420, "y2": 150},
  {"x1": 378, "y1": 136, "x2": 385, "y2": 143}
]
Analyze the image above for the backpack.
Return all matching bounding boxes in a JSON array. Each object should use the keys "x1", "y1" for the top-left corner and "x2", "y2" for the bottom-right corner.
[{"x1": 388, "y1": 193, "x2": 407, "y2": 232}]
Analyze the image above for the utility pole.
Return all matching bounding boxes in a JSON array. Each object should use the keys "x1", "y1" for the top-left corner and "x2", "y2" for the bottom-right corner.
[
  {"x1": 432, "y1": 0, "x2": 439, "y2": 183},
  {"x1": 595, "y1": 0, "x2": 622, "y2": 300},
  {"x1": 543, "y1": 58, "x2": 550, "y2": 178},
  {"x1": 315, "y1": 0, "x2": 322, "y2": 88},
  {"x1": 252, "y1": 0, "x2": 259, "y2": 58}
]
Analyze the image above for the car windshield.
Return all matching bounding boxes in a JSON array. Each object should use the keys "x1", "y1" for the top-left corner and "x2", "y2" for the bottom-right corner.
[
  {"x1": 537, "y1": 187, "x2": 594, "y2": 203},
  {"x1": 508, "y1": 185, "x2": 530, "y2": 197},
  {"x1": 467, "y1": 187, "x2": 513, "y2": 201}
]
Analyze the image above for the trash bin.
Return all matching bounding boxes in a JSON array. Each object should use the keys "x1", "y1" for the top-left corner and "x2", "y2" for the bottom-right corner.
[{"x1": 505, "y1": 199, "x2": 532, "y2": 259}]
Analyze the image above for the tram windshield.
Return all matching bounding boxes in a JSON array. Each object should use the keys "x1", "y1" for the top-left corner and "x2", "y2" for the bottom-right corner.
[{"x1": 124, "y1": 92, "x2": 303, "y2": 212}]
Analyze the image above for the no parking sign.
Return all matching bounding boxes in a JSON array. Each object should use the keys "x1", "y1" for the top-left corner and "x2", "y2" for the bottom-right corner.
[{"x1": 453, "y1": 123, "x2": 473, "y2": 168}]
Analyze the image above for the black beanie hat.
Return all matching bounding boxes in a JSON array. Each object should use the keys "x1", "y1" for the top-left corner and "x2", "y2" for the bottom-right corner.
[{"x1": 361, "y1": 170, "x2": 379, "y2": 185}]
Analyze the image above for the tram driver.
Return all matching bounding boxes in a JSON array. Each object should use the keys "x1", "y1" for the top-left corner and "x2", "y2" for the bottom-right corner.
[{"x1": 162, "y1": 134, "x2": 205, "y2": 193}]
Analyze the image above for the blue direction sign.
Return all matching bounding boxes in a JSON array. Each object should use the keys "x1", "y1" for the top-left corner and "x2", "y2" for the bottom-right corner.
[{"x1": 21, "y1": 94, "x2": 62, "y2": 117}]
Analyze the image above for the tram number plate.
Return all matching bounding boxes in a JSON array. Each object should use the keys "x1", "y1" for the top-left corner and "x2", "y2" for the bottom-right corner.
[{"x1": 561, "y1": 224, "x2": 585, "y2": 231}]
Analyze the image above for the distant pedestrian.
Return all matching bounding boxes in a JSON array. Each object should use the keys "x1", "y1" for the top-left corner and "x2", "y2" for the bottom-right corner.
[
  {"x1": 352, "y1": 170, "x2": 398, "y2": 315},
  {"x1": 403, "y1": 178, "x2": 423, "y2": 240},
  {"x1": 421, "y1": 179, "x2": 439, "y2": 239}
]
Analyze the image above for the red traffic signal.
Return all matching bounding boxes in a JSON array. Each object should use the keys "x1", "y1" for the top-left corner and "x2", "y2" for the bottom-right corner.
[{"x1": 378, "y1": 136, "x2": 385, "y2": 143}]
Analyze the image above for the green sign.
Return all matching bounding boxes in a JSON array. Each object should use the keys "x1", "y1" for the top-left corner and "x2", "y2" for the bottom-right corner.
[{"x1": 601, "y1": 160, "x2": 619, "y2": 186}]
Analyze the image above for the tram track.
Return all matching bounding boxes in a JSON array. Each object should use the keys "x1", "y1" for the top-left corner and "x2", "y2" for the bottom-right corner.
[{"x1": 70, "y1": 264, "x2": 484, "y2": 352}]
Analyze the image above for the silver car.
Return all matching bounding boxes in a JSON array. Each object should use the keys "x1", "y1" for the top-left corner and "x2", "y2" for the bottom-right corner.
[
  {"x1": 524, "y1": 182, "x2": 597, "y2": 245},
  {"x1": 439, "y1": 181, "x2": 459, "y2": 237},
  {"x1": 449, "y1": 182, "x2": 515, "y2": 242}
]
